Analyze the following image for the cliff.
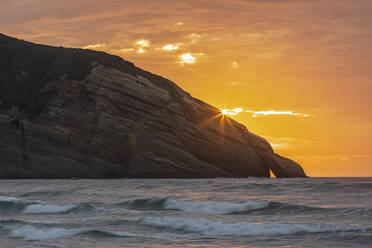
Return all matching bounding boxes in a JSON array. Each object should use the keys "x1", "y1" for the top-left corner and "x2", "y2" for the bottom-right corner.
[{"x1": 0, "y1": 34, "x2": 307, "y2": 178}]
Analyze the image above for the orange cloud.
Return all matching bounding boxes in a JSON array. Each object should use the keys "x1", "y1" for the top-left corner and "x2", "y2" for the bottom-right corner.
[
  {"x1": 161, "y1": 43, "x2": 180, "y2": 51},
  {"x1": 82, "y1": 43, "x2": 106, "y2": 49},
  {"x1": 220, "y1": 108, "x2": 309, "y2": 118},
  {"x1": 179, "y1": 53, "x2": 196, "y2": 64}
]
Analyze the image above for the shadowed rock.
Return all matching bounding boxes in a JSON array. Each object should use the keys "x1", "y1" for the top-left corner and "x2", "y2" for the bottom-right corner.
[{"x1": 0, "y1": 34, "x2": 307, "y2": 178}]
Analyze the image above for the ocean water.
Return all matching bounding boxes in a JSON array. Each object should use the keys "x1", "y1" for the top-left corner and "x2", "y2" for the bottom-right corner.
[{"x1": 0, "y1": 178, "x2": 371, "y2": 248}]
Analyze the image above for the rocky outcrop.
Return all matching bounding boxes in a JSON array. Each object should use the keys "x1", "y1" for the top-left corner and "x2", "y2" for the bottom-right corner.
[{"x1": 0, "y1": 33, "x2": 307, "y2": 178}]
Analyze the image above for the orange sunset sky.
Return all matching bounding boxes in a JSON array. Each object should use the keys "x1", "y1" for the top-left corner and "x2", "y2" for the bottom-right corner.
[{"x1": 1, "y1": 0, "x2": 371, "y2": 177}]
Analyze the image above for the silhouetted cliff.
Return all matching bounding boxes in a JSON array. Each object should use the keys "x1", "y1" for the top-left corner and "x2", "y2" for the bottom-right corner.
[{"x1": 0, "y1": 34, "x2": 307, "y2": 178}]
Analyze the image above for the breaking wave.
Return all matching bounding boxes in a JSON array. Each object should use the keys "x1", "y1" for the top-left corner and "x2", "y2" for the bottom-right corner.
[
  {"x1": 119, "y1": 197, "x2": 328, "y2": 215},
  {"x1": 141, "y1": 217, "x2": 370, "y2": 237},
  {"x1": 120, "y1": 197, "x2": 269, "y2": 214},
  {"x1": 2, "y1": 195, "x2": 369, "y2": 217},
  {"x1": 23, "y1": 203, "x2": 94, "y2": 214},
  {"x1": 8, "y1": 225, "x2": 93, "y2": 241},
  {"x1": 1, "y1": 221, "x2": 191, "y2": 241},
  {"x1": 0, "y1": 195, "x2": 94, "y2": 214}
]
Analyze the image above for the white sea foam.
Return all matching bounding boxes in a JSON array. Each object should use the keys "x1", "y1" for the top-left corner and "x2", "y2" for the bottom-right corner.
[
  {"x1": 0, "y1": 195, "x2": 88, "y2": 214},
  {"x1": 141, "y1": 217, "x2": 368, "y2": 237},
  {"x1": 22, "y1": 203, "x2": 79, "y2": 214},
  {"x1": 0, "y1": 196, "x2": 23, "y2": 202},
  {"x1": 7, "y1": 224, "x2": 193, "y2": 241},
  {"x1": 163, "y1": 199, "x2": 269, "y2": 214},
  {"x1": 0, "y1": 195, "x2": 37, "y2": 203},
  {"x1": 9, "y1": 225, "x2": 91, "y2": 241}
]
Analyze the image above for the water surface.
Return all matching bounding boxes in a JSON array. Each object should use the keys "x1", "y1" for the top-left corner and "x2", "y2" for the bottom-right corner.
[{"x1": 0, "y1": 178, "x2": 371, "y2": 247}]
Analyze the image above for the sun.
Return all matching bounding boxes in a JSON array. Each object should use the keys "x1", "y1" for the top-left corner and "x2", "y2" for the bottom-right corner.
[
  {"x1": 221, "y1": 109, "x2": 229, "y2": 115},
  {"x1": 220, "y1": 108, "x2": 243, "y2": 116},
  {"x1": 220, "y1": 108, "x2": 239, "y2": 116}
]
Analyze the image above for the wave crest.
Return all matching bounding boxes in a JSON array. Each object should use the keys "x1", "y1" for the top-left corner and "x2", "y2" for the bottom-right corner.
[
  {"x1": 3, "y1": 222, "x2": 191, "y2": 241},
  {"x1": 23, "y1": 203, "x2": 94, "y2": 214},
  {"x1": 141, "y1": 217, "x2": 369, "y2": 237},
  {"x1": 121, "y1": 197, "x2": 269, "y2": 214},
  {"x1": 9, "y1": 225, "x2": 92, "y2": 241},
  {"x1": 0, "y1": 195, "x2": 93, "y2": 214}
]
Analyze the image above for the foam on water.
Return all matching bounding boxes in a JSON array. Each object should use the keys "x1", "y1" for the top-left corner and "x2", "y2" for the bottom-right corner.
[
  {"x1": 0, "y1": 196, "x2": 24, "y2": 202},
  {"x1": 141, "y1": 217, "x2": 369, "y2": 237},
  {"x1": 22, "y1": 203, "x2": 80, "y2": 214},
  {"x1": 8, "y1": 225, "x2": 92, "y2": 241},
  {"x1": 0, "y1": 195, "x2": 37, "y2": 204},
  {"x1": 5, "y1": 223, "x2": 193, "y2": 241},
  {"x1": 1, "y1": 178, "x2": 371, "y2": 247},
  {"x1": 0, "y1": 195, "x2": 94, "y2": 214},
  {"x1": 0, "y1": 195, "x2": 40, "y2": 214}
]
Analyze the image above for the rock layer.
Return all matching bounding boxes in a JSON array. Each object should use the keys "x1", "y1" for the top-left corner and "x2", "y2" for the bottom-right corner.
[{"x1": 0, "y1": 34, "x2": 307, "y2": 178}]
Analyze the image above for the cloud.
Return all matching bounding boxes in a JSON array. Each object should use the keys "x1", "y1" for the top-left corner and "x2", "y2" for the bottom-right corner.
[
  {"x1": 232, "y1": 61, "x2": 238, "y2": 68},
  {"x1": 136, "y1": 39, "x2": 150, "y2": 47},
  {"x1": 187, "y1": 33, "x2": 201, "y2": 44},
  {"x1": 179, "y1": 53, "x2": 200, "y2": 64},
  {"x1": 137, "y1": 47, "x2": 146, "y2": 54},
  {"x1": 119, "y1": 48, "x2": 135, "y2": 53},
  {"x1": 161, "y1": 43, "x2": 180, "y2": 51},
  {"x1": 265, "y1": 136, "x2": 308, "y2": 150},
  {"x1": 81, "y1": 43, "x2": 106, "y2": 49},
  {"x1": 220, "y1": 108, "x2": 309, "y2": 117},
  {"x1": 248, "y1": 110, "x2": 309, "y2": 117},
  {"x1": 221, "y1": 108, "x2": 242, "y2": 115}
]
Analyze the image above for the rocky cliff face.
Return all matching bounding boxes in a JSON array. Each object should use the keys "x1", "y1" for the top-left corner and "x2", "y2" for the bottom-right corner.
[{"x1": 0, "y1": 34, "x2": 307, "y2": 178}]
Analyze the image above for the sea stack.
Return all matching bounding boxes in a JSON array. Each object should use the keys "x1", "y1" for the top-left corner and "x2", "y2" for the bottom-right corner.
[{"x1": 0, "y1": 34, "x2": 307, "y2": 178}]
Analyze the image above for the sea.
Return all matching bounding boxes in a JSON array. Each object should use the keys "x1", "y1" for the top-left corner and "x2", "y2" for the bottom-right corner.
[{"x1": 0, "y1": 177, "x2": 371, "y2": 248}]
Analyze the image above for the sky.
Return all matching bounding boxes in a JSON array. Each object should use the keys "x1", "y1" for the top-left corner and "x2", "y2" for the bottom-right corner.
[{"x1": 1, "y1": 0, "x2": 371, "y2": 177}]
